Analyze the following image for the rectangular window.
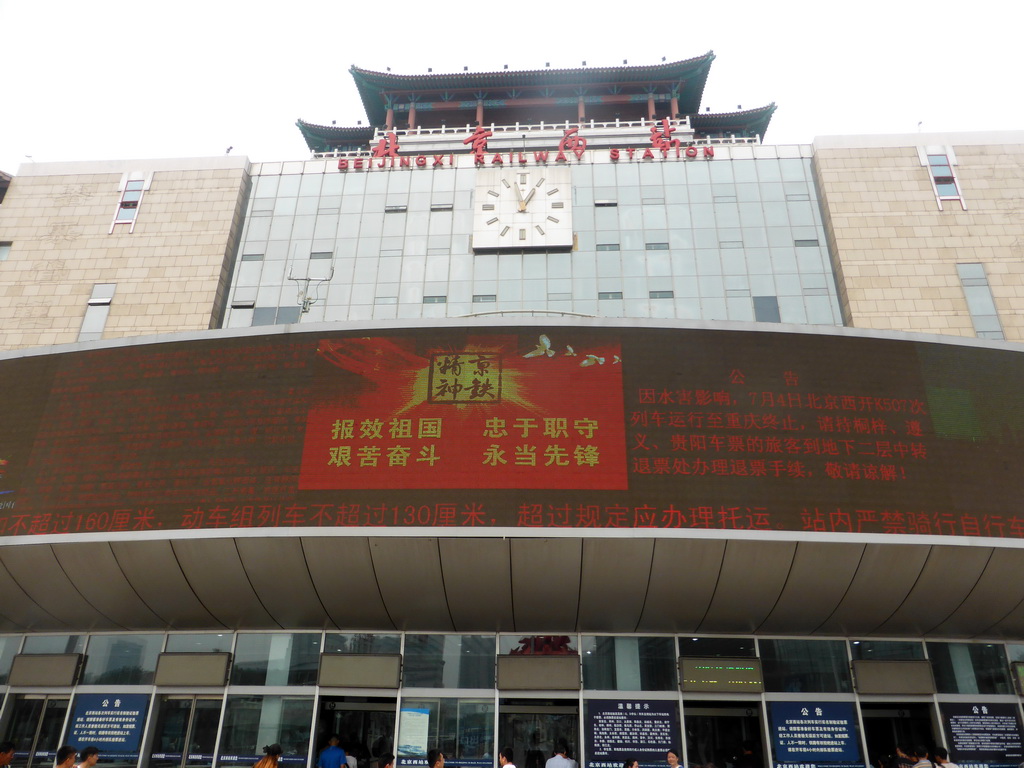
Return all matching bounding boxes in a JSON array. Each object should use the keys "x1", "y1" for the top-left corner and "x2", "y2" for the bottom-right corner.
[
  {"x1": 0, "y1": 241, "x2": 10, "y2": 261},
  {"x1": 324, "y1": 634, "x2": 401, "y2": 654},
  {"x1": 598, "y1": 291, "x2": 623, "y2": 300},
  {"x1": 384, "y1": 205, "x2": 407, "y2": 213},
  {"x1": 430, "y1": 203, "x2": 453, "y2": 212},
  {"x1": 231, "y1": 633, "x2": 321, "y2": 686},
  {"x1": 581, "y1": 636, "x2": 677, "y2": 691},
  {"x1": 110, "y1": 174, "x2": 150, "y2": 233},
  {"x1": 472, "y1": 294, "x2": 496, "y2": 303},
  {"x1": 794, "y1": 239, "x2": 820, "y2": 247},
  {"x1": 927, "y1": 642, "x2": 1013, "y2": 694},
  {"x1": 78, "y1": 283, "x2": 116, "y2": 342},
  {"x1": 594, "y1": 200, "x2": 618, "y2": 207},
  {"x1": 81, "y1": 634, "x2": 163, "y2": 685},
  {"x1": 240, "y1": 252, "x2": 264, "y2": 261},
  {"x1": 251, "y1": 306, "x2": 302, "y2": 326},
  {"x1": 423, "y1": 295, "x2": 447, "y2": 304},
  {"x1": 404, "y1": 635, "x2": 496, "y2": 688},
  {"x1": 218, "y1": 695, "x2": 313, "y2": 765},
  {"x1": 649, "y1": 290, "x2": 674, "y2": 299},
  {"x1": 922, "y1": 150, "x2": 966, "y2": 209},
  {"x1": 596, "y1": 243, "x2": 620, "y2": 251},
  {"x1": 645, "y1": 242, "x2": 669, "y2": 250},
  {"x1": 759, "y1": 639, "x2": 852, "y2": 693},
  {"x1": 957, "y1": 263, "x2": 1004, "y2": 340},
  {"x1": 309, "y1": 251, "x2": 333, "y2": 259},
  {"x1": 753, "y1": 295, "x2": 782, "y2": 323}
]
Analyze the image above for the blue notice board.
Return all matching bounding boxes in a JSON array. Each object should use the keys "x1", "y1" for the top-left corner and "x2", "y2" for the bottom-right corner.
[
  {"x1": 68, "y1": 694, "x2": 150, "y2": 758},
  {"x1": 768, "y1": 702, "x2": 861, "y2": 768}
]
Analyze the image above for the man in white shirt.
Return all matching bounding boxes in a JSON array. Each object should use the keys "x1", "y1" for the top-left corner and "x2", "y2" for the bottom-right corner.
[
  {"x1": 545, "y1": 742, "x2": 577, "y2": 768},
  {"x1": 500, "y1": 748, "x2": 516, "y2": 768},
  {"x1": 933, "y1": 748, "x2": 958, "y2": 768}
]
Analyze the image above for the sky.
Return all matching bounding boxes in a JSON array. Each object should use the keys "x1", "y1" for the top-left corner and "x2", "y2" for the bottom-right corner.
[{"x1": 1, "y1": 0, "x2": 1022, "y2": 175}]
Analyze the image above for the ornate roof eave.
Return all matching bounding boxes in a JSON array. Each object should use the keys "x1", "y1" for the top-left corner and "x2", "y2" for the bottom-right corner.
[
  {"x1": 296, "y1": 119, "x2": 375, "y2": 153},
  {"x1": 349, "y1": 53, "x2": 716, "y2": 127},
  {"x1": 690, "y1": 103, "x2": 777, "y2": 139}
]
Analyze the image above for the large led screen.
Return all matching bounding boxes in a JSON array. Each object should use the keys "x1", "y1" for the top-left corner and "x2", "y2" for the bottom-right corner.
[{"x1": 0, "y1": 324, "x2": 1022, "y2": 538}]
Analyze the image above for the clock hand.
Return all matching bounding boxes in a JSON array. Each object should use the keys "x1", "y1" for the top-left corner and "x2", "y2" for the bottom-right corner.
[
  {"x1": 522, "y1": 188, "x2": 537, "y2": 209},
  {"x1": 514, "y1": 183, "x2": 525, "y2": 212}
]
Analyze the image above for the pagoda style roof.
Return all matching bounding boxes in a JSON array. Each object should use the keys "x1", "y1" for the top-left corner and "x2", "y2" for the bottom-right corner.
[
  {"x1": 691, "y1": 104, "x2": 777, "y2": 140},
  {"x1": 349, "y1": 53, "x2": 716, "y2": 127},
  {"x1": 297, "y1": 54, "x2": 776, "y2": 152},
  {"x1": 295, "y1": 121, "x2": 374, "y2": 154}
]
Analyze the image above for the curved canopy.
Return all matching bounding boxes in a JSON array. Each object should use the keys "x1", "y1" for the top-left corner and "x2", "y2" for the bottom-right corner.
[{"x1": 1, "y1": 533, "x2": 1021, "y2": 637}]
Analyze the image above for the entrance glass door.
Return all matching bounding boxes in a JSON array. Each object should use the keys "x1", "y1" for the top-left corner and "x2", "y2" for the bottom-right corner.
[
  {"x1": 860, "y1": 704, "x2": 935, "y2": 766},
  {"x1": 3, "y1": 695, "x2": 70, "y2": 768},
  {"x1": 148, "y1": 696, "x2": 222, "y2": 768},
  {"x1": 316, "y1": 697, "x2": 398, "y2": 768},
  {"x1": 683, "y1": 703, "x2": 764, "y2": 768},
  {"x1": 498, "y1": 700, "x2": 579, "y2": 768}
]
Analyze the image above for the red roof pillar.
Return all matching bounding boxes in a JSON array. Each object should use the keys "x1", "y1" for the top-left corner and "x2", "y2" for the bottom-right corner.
[
  {"x1": 670, "y1": 95, "x2": 679, "y2": 119},
  {"x1": 647, "y1": 93, "x2": 655, "y2": 121},
  {"x1": 476, "y1": 99, "x2": 484, "y2": 126},
  {"x1": 385, "y1": 106, "x2": 394, "y2": 131},
  {"x1": 577, "y1": 96, "x2": 585, "y2": 122},
  {"x1": 408, "y1": 102, "x2": 416, "y2": 131}
]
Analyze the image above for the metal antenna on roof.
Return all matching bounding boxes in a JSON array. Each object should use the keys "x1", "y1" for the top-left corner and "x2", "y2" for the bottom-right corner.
[{"x1": 288, "y1": 261, "x2": 334, "y2": 313}]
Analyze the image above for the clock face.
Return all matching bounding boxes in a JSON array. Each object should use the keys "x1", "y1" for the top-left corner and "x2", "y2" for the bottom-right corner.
[{"x1": 472, "y1": 167, "x2": 573, "y2": 251}]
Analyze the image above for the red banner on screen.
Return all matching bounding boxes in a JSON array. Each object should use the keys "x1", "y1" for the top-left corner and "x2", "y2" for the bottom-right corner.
[{"x1": 299, "y1": 333, "x2": 627, "y2": 490}]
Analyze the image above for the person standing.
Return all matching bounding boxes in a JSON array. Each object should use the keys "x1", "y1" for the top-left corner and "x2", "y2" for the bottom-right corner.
[
  {"x1": 933, "y1": 748, "x2": 958, "y2": 768},
  {"x1": 55, "y1": 747, "x2": 77, "y2": 768},
  {"x1": 318, "y1": 736, "x2": 348, "y2": 768},
  {"x1": 0, "y1": 742, "x2": 16, "y2": 768},
  {"x1": 75, "y1": 747, "x2": 100, "y2": 768},
  {"x1": 254, "y1": 744, "x2": 283, "y2": 768},
  {"x1": 910, "y1": 746, "x2": 933, "y2": 768},
  {"x1": 545, "y1": 741, "x2": 576, "y2": 768},
  {"x1": 500, "y1": 748, "x2": 516, "y2": 768}
]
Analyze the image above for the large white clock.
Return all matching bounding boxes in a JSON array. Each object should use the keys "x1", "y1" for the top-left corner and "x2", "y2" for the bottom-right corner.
[{"x1": 472, "y1": 167, "x2": 573, "y2": 251}]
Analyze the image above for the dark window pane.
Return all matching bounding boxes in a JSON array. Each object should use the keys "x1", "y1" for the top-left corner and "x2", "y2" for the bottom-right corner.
[
  {"x1": 753, "y1": 296, "x2": 781, "y2": 323},
  {"x1": 678, "y1": 637, "x2": 756, "y2": 657},
  {"x1": 760, "y1": 639, "x2": 851, "y2": 692},
  {"x1": 927, "y1": 642, "x2": 1012, "y2": 694}
]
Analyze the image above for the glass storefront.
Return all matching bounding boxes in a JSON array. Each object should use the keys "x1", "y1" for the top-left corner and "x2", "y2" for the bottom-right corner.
[{"x1": 0, "y1": 633, "x2": 1022, "y2": 768}]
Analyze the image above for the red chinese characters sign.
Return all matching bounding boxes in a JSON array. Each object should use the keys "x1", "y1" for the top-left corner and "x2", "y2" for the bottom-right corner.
[
  {"x1": 2, "y1": 325, "x2": 1024, "y2": 538},
  {"x1": 299, "y1": 333, "x2": 627, "y2": 490}
]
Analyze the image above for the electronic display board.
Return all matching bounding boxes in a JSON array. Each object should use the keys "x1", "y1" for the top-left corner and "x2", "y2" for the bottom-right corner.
[{"x1": 1, "y1": 324, "x2": 1024, "y2": 538}]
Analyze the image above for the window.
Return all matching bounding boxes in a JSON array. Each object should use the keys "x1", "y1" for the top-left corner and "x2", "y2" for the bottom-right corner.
[
  {"x1": 240, "y1": 252, "x2": 264, "y2": 261},
  {"x1": 927, "y1": 642, "x2": 1013, "y2": 694},
  {"x1": 0, "y1": 242, "x2": 10, "y2": 261},
  {"x1": 404, "y1": 635, "x2": 495, "y2": 688},
  {"x1": 649, "y1": 290, "x2": 674, "y2": 299},
  {"x1": 596, "y1": 243, "x2": 620, "y2": 251},
  {"x1": 81, "y1": 634, "x2": 162, "y2": 685},
  {"x1": 423, "y1": 295, "x2": 447, "y2": 304},
  {"x1": 430, "y1": 203, "x2": 453, "y2": 212},
  {"x1": 921, "y1": 149, "x2": 966, "y2": 209},
  {"x1": 324, "y1": 633, "x2": 401, "y2": 654},
  {"x1": 645, "y1": 242, "x2": 669, "y2": 250},
  {"x1": 384, "y1": 205, "x2": 407, "y2": 213},
  {"x1": 759, "y1": 639, "x2": 852, "y2": 692},
  {"x1": 753, "y1": 296, "x2": 781, "y2": 323},
  {"x1": 794, "y1": 239, "x2": 820, "y2": 247},
  {"x1": 251, "y1": 306, "x2": 302, "y2": 326},
  {"x1": 78, "y1": 283, "x2": 115, "y2": 342},
  {"x1": 582, "y1": 636, "x2": 676, "y2": 691},
  {"x1": 310, "y1": 251, "x2": 332, "y2": 259},
  {"x1": 110, "y1": 174, "x2": 150, "y2": 233},
  {"x1": 928, "y1": 154, "x2": 959, "y2": 196},
  {"x1": 957, "y1": 263, "x2": 1004, "y2": 340},
  {"x1": 472, "y1": 294, "x2": 496, "y2": 303},
  {"x1": 231, "y1": 633, "x2": 321, "y2": 686},
  {"x1": 594, "y1": 200, "x2": 618, "y2": 207},
  {"x1": 598, "y1": 291, "x2": 623, "y2": 300}
]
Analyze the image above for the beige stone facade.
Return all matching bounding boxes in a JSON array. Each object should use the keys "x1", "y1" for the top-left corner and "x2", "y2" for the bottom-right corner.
[
  {"x1": 813, "y1": 131, "x2": 1024, "y2": 341},
  {"x1": 0, "y1": 157, "x2": 250, "y2": 351}
]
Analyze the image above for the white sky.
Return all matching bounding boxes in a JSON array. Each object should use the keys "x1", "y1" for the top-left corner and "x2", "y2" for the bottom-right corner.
[{"x1": 2, "y1": 0, "x2": 1022, "y2": 175}]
